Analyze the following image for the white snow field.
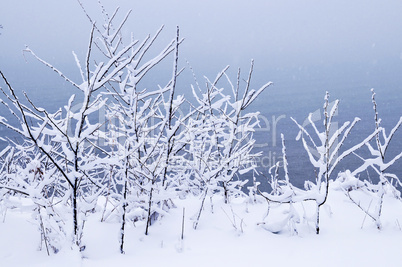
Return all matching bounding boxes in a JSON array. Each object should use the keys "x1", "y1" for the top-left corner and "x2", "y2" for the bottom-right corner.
[{"x1": 0, "y1": 180, "x2": 401, "y2": 267}]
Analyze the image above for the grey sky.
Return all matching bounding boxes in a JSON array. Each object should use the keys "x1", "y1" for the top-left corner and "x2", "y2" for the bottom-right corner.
[
  {"x1": 1, "y1": 0, "x2": 402, "y2": 182},
  {"x1": 1, "y1": 0, "x2": 402, "y2": 74}
]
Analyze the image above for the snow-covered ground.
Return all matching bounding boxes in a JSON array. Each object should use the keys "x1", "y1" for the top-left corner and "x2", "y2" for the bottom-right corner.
[{"x1": 0, "y1": 180, "x2": 401, "y2": 267}]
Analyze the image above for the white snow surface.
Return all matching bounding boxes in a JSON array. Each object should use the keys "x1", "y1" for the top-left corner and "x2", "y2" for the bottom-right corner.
[{"x1": 1, "y1": 182, "x2": 401, "y2": 267}]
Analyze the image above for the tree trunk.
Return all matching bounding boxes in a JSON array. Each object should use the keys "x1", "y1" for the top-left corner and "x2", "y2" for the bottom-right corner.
[
  {"x1": 316, "y1": 202, "x2": 320, "y2": 234},
  {"x1": 120, "y1": 180, "x2": 128, "y2": 254},
  {"x1": 145, "y1": 186, "x2": 154, "y2": 235},
  {"x1": 72, "y1": 181, "x2": 79, "y2": 246}
]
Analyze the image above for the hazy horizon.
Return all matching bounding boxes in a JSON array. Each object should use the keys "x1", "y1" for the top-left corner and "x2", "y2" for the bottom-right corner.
[
  {"x1": 1, "y1": 1, "x2": 402, "y2": 71},
  {"x1": 1, "y1": 1, "x2": 402, "y2": 187}
]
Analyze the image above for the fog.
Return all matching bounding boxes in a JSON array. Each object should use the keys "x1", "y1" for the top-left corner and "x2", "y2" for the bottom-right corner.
[{"x1": 1, "y1": 0, "x2": 402, "y2": 73}]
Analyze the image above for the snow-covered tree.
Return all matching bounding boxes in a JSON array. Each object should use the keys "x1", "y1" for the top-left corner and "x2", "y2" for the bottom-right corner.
[
  {"x1": 0, "y1": 140, "x2": 67, "y2": 254},
  {"x1": 0, "y1": 2, "x2": 155, "y2": 248},
  {"x1": 337, "y1": 89, "x2": 402, "y2": 229},
  {"x1": 188, "y1": 62, "x2": 272, "y2": 229},
  {"x1": 75, "y1": 4, "x2": 186, "y2": 252},
  {"x1": 259, "y1": 92, "x2": 379, "y2": 234}
]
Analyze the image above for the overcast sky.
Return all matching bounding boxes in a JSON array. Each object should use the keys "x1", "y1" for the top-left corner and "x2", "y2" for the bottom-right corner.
[
  {"x1": 1, "y1": 0, "x2": 402, "y2": 173},
  {"x1": 1, "y1": 0, "x2": 402, "y2": 75}
]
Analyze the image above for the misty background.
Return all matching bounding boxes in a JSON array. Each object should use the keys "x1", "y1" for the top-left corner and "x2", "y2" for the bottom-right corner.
[{"x1": 1, "y1": 0, "x2": 402, "y2": 188}]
